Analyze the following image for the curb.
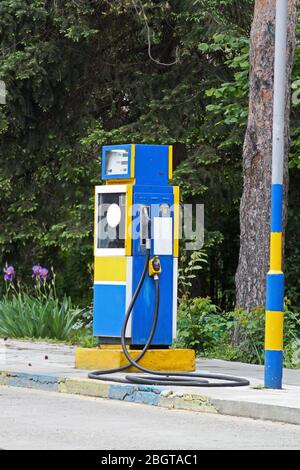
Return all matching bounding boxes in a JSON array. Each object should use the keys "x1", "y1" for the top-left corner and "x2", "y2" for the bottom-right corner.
[
  {"x1": 0, "y1": 369, "x2": 217, "y2": 414},
  {"x1": 0, "y1": 370, "x2": 63, "y2": 392},
  {"x1": 1, "y1": 370, "x2": 300, "y2": 425},
  {"x1": 211, "y1": 398, "x2": 300, "y2": 426}
]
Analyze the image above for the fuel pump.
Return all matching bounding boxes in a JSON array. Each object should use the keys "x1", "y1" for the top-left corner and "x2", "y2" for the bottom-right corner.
[
  {"x1": 87, "y1": 144, "x2": 249, "y2": 387},
  {"x1": 93, "y1": 144, "x2": 177, "y2": 347}
]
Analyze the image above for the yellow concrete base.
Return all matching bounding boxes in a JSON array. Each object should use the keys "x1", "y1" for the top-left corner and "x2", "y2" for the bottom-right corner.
[{"x1": 75, "y1": 348, "x2": 196, "y2": 373}]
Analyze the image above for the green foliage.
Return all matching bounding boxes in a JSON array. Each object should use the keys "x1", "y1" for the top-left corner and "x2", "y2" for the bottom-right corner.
[
  {"x1": 284, "y1": 17, "x2": 300, "y2": 310},
  {"x1": 178, "y1": 249, "x2": 208, "y2": 297},
  {"x1": 69, "y1": 330, "x2": 97, "y2": 349},
  {"x1": 0, "y1": 1, "x2": 299, "y2": 316},
  {"x1": 0, "y1": 293, "x2": 82, "y2": 341},
  {"x1": 176, "y1": 297, "x2": 300, "y2": 368},
  {"x1": 0, "y1": 1, "x2": 255, "y2": 308},
  {"x1": 285, "y1": 340, "x2": 300, "y2": 369},
  {"x1": 289, "y1": 16, "x2": 300, "y2": 169},
  {"x1": 73, "y1": 304, "x2": 93, "y2": 332},
  {"x1": 176, "y1": 297, "x2": 229, "y2": 351},
  {"x1": 201, "y1": 33, "x2": 250, "y2": 149},
  {"x1": 229, "y1": 308, "x2": 265, "y2": 364},
  {"x1": 0, "y1": 267, "x2": 87, "y2": 341}
]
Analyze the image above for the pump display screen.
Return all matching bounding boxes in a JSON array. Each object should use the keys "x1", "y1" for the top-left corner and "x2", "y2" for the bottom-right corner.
[
  {"x1": 105, "y1": 149, "x2": 129, "y2": 177},
  {"x1": 97, "y1": 193, "x2": 126, "y2": 249}
]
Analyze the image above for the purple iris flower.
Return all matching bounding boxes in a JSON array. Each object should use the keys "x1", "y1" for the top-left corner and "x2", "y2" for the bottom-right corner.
[
  {"x1": 32, "y1": 265, "x2": 49, "y2": 282},
  {"x1": 32, "y1": 265, "x2": 42, "y2": 278},
  {"x1": 39, "y1": 268, "x2": 49, "y2": 281},
  {"x1": 3, "y1": 266, "x2": 15, "y2": 281}
]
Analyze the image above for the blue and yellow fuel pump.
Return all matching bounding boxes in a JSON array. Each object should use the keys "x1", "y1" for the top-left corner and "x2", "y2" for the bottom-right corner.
[
  {"x1": 93, "y1": 144, "x2": 178, "y2": 347},
  {"x1": 76, "y1": 144, "x2": 250, "y2": 387}
]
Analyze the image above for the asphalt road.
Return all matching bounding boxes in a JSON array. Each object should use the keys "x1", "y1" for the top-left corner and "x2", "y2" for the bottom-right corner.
[{"x1": 0, "y1": 386, "x2": 299, "y2": 450}]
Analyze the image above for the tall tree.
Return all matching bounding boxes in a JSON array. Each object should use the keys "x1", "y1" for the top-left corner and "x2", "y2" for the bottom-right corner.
[
  {"x1": 0, "y1": 0, "x2": 254, "y2": 303},
  {"x1": 235, "y1": 0, "x2": 297, "y2": 311}
]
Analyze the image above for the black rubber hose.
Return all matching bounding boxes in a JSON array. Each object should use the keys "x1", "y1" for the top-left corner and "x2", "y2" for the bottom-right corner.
[
  {"x1": 89, "y1": 250, "x2": 250, "y2": 388},
  {"x1": 88, "y1": 250, "x2": 158, "y2": 383}
]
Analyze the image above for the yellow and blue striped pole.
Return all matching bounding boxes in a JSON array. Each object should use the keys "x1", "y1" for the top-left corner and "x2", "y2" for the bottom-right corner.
[{"x1": 265, "y1": 0, "x2": 288, "y2": 389}]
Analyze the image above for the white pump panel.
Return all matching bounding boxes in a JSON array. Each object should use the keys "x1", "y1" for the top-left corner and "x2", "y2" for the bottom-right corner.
[{"x1": 153, "y1": 217, "x2": 173, "y2": 255}]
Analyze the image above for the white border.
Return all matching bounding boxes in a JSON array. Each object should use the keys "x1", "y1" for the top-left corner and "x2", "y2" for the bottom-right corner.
[
  {"x1": 125, "y1": 257, "x2": 133, "y2": 338},
  {"x1": 95, "y1": 185, "x2": 127, "y2": 257},
  {"x1": 172, "y1": 258, "x2": 178, "y2": 340}
]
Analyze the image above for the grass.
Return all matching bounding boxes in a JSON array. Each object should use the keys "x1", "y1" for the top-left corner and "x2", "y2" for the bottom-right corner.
[{"x1": 0, "y1": 293, "x2": 82, "y2": 341}]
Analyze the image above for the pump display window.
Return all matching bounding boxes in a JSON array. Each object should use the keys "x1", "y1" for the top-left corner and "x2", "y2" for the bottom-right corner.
[{"x1": 97, "y1": 192, "x2": 126, "y2": 250}]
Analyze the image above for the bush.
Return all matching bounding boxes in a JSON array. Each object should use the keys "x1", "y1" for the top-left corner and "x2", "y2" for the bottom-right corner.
[
  {"x1": 176, "y1": 297, "x2": 232, "y2": 352},
  {"x1": 285, "y1": 339, "x2": 300, "y2": 369},
  {"x1": 0, "y1": 293, "x2": 83, "y2": 341},
  {"x1": 229, "y1": 308, "x2": 265, "y2": 364},
  {"x1": 176, "y1": 296, "x2": 300, "y2": 368}
]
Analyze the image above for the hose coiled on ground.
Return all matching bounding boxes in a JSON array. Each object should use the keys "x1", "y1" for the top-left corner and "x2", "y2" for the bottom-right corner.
[{"x1": 88, "y1": 250, "x2": 250, "y2": 388}]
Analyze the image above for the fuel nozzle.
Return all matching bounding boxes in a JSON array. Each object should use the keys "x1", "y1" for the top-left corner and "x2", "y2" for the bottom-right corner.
[
  {"x1": 140, "y1": 206, "x2": 151, "y2": 250},
  {"x1": 149, "y1": 256, "x2": 162, "y2": 278}
]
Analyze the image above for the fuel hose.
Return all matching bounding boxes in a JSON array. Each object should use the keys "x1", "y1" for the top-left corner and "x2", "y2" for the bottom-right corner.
[{"x1": 88, "y1": 250, "x2": 250, "y2": 387}]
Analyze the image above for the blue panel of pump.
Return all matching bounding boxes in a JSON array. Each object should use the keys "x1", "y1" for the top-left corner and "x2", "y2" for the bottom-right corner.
[
  {"x1": 131, "y1": 255, "x2": 174, "y2": 345},
  {"x1": 135, "y1": 145, "x2": 169, "y2": 187},
  {"x1": 93, "y1": 284, "x2": 126, "y2": 337},
  {"x1": 131, "y1": 188, "x2": 174, "y2": 345}
]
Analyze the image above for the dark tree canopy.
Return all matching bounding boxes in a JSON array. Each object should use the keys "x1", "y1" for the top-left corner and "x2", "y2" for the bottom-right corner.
[{"x1": 0, "y1": 1, "x2": 299, "y2": 309}]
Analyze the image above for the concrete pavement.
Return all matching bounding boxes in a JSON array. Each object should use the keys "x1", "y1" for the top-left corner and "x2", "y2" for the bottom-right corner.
[
  {"x1": 1, "y1": 386, "x2": 300, "y2": 450},
  {"x1": 1, "y1": 339, "x2": 300, "y2": 425}
]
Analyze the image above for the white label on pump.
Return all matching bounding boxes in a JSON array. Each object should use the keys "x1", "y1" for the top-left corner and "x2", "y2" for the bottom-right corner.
[{"x1": 153, "y1": 217, "x2": 173, "y2": 255}]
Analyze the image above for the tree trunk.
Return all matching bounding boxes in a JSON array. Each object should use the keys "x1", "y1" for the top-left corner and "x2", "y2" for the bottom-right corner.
[{"x1": 235, "y1": 0, "x2": 297, "y2": 311}]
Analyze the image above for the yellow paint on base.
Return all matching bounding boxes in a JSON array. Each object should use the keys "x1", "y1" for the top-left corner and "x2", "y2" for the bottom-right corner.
[
  {"x1": 270, "y1": 232, "x2": 283, "y2": 272},
  {"x1": 94, "y1": 257, "x2": 127, "y2": 282},
  {"x1": 76, "y1": 348, "x2": 196, "y2": 373},
  {"x1": 173, "y1": 186, "x2": 180, "y2": 258},
  {"x1": 265, "y1": 310, "x2": 284, "y2": 351}
]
